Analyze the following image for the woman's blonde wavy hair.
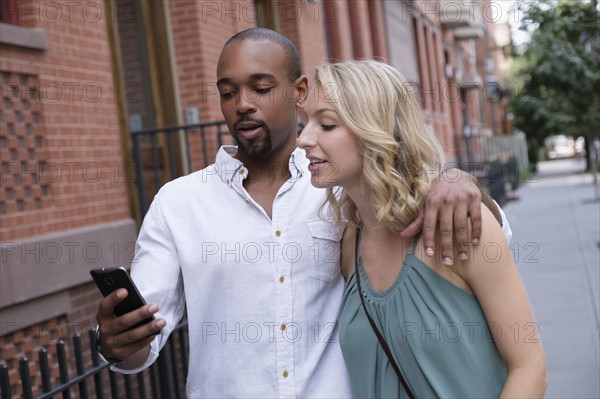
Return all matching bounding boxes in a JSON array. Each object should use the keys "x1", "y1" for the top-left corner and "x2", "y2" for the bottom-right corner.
[{"x1": 315, "y1": 60, "x2": 445, "y2": 231}]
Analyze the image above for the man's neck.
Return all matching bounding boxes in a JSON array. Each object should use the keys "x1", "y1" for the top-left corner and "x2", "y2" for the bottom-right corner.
[
  {"x1": 235, "y1": 140, "x2": 298, "y2": 185},
  {"x1": 239, "y1": 148, "x2": 297, "y2": 220},
  {"x1": 244, "y1": 159, "x2": 293, "y2": 186},
  {"x1": 238, "y1": 151, "x2": 295, "y2": 187}
]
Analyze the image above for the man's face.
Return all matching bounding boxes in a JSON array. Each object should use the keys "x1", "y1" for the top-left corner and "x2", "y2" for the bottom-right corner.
[{"x1": 216, "y1": 39, "x2": 300, "y2": 158}]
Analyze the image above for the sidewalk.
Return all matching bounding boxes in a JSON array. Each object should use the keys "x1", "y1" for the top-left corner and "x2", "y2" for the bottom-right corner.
[{"x1": 503, "y1": 158, "x2": 600, "y2": 398}]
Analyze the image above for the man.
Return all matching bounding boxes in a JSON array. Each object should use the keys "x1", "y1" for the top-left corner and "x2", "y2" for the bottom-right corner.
[{"x1": 96, "y1": 28, "x2": 510, "y2": 397}]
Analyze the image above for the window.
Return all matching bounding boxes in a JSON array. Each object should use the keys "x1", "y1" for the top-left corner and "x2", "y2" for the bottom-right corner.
[{"x1": 254, "y1": 0, "x2": 280, "y2": 31}]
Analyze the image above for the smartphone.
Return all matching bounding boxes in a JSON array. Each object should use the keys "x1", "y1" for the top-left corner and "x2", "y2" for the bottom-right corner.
[{"x1": 90, "y1": 267, "x2": 155, "y2": 331}]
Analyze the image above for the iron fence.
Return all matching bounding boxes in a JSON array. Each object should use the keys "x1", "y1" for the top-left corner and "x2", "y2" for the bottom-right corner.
[
  {"x1": 0, "y1": 319, "x2": 189, "y2": 399},
  {"x1": 458, "y1": 133, "x2": 529, "y2": 205},
  {"x1": 130, "y1": 120, "x2": 308, "y2": 217},
  {"x1": 131, "y1": 121, "x2": 230, "y2": 217}
]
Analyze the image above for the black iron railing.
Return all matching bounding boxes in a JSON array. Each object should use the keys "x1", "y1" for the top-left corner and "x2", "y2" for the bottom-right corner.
[
  {"x1": 131, "y1": 121, "x2": 230, "y2": 217},
  {"x1": 458, "y1": 133, "x2": 529, "y2": 205},
  {"x1": 0, "y1": 319, "x2": 189, "y2": 399}
]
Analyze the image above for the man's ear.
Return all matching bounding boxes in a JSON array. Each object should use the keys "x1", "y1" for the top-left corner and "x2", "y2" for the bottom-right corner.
[{"x1": 294, "y1": 75, "x2": 309, "y2": 108}]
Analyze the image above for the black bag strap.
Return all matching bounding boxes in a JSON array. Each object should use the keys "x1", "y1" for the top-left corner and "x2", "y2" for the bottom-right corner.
[{"x1": 354, "y1": 227, "x2": 416, "y2": 399}]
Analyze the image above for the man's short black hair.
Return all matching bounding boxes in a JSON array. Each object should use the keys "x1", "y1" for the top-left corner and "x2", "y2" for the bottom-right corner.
[{"x1": 225, "y1": 28, "x2": 302, "y2": 82}]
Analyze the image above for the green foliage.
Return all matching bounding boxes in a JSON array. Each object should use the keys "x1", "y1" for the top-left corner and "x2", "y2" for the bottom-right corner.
[{"x1": 510, "y1": 0, "x2": 600, "y2": 144}]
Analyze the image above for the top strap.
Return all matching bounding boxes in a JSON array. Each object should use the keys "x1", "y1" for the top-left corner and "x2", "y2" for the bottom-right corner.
[
  {"x1": 354, "y1": 226, "x2": 417, "y2": 399},
  {"x1": 408, "y1": 233, "x2": 421, "y2": 255}
]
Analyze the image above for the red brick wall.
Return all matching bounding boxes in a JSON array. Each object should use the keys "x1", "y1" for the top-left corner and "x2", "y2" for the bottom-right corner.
[
  {"x1": 407, "y1": 0, "x2": 479, "y2": 162},
  {"x1": 167, "y1": 0, "x2": 254, "y2": 171},
  {"x1": 278, "y1": 0, "x2": 328, "y2": 82},
  {"x1": 476, "y1": 5, "x2": 508, "y2": 136},
  {"x1": 1, "y1": 1, "x2": 135, "y2": 391},
  {"x1": 323, "y1": 0, "x2": 353, "y2": 61},
  {"x1": 348, "y1": 0, "x2": 373, "y2": 59},
  {"x1": 368, "y1": 0, "x2": 388, "y2": 61},
  {"x1": 1, "y1": 0, "x2": 132, "y2": 241}
]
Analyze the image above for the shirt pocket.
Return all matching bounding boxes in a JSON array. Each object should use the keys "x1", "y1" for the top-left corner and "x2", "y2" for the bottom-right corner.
[{"x1": 306, "y1": 218, "x2": 345, "y2": 282}]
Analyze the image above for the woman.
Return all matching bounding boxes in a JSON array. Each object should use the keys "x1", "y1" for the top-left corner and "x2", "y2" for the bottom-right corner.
[{"x1": 297, "y1": 60, "x2": 547, "y2": 398}]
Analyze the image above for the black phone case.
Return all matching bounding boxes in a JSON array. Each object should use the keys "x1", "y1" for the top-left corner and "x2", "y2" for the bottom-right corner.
[{"x1": 90, "y1": 267, "x2": 155, "y2": 330}]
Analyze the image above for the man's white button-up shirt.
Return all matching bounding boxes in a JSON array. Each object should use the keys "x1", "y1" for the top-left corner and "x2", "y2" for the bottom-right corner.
[{"x1": 114, "y1": 146, "x2": 353, "y2": 398}]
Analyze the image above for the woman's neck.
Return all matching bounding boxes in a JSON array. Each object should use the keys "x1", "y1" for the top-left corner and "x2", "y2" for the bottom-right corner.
[{"x1": 344, "y1": 185, "x2": 388, "y2": 235}]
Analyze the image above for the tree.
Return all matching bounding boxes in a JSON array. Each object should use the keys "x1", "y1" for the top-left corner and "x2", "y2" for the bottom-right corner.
[{"x1": 510, "y1": 0, "x2": 600, "y2": 170}]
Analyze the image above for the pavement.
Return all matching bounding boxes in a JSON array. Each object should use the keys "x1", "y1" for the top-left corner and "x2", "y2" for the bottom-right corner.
[{"x1": 503, "y1": 158, "x2": 600, "y2": 398}]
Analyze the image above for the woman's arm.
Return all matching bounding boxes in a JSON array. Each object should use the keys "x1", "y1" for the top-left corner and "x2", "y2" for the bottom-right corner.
[{"x1": 456, "y1": 205, "x2": 548, "y2": 397}]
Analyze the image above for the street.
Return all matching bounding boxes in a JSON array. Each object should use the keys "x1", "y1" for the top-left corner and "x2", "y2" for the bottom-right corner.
[{"x1": 504, "y1": 158, "x2": 600, "y2": 398}]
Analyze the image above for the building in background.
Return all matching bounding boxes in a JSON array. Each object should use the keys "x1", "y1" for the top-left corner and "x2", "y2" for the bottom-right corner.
[{"x1": 0, "y1": 0, "x2": 515, "y2": 395}]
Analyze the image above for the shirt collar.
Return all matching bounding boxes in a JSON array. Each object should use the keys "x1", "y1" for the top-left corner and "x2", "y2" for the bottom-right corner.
[
  {"x1": 289, "y1": 147, "x2": 306, "y2": 179},
  {"x1": 214, "y1": 146, "x2": 245, "y2": 186},
  {"x1": 214, "y1": 145, "x2": 306, "y2": 185}
]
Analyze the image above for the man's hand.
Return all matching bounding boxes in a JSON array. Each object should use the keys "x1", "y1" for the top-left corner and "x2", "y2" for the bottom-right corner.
[
  {"x1": 96, "y1": 289, "x2": 165, "y2": 364},
  {"x1": 400, "y1": 168, "x2": 482, "y2": 265}
]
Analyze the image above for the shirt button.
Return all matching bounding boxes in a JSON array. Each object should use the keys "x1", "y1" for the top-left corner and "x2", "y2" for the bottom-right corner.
[
  {"x1": 282, "y1": 370, "x2": 288, "y2": 378},
  {"x1": 279, "y1": 276, "x2": 285, "y2": 283},
  {"x1": 244, "y1": 198, "x2": 250, "y2": 204},
  {"x1": 275, "y1": 230, "x2": 281, "y2": 237},
  {"x1": 239, "y1": 169, "x2": 245, "y2": 175},
  {"x1": 280, "y1": 323, "x2": 286, "y2": 331}
]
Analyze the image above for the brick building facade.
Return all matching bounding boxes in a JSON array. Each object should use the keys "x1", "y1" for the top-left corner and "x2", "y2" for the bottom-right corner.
[
  {"x1": 0, "y1": 0, "x2": 138, "y2": 394},
  {"x1": 1, "y1": 0, "x2": 511, "y2": 395}
]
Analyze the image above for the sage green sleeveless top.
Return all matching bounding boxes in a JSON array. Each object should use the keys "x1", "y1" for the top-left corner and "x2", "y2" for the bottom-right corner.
[{"x1": 338, "y1": 236, "x2": 507, "y2": 398}]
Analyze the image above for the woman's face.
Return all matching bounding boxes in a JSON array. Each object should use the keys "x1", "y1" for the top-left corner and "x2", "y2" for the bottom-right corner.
[{"x1": 297, "y1": 84, "x2": 363, "y2": 190}]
